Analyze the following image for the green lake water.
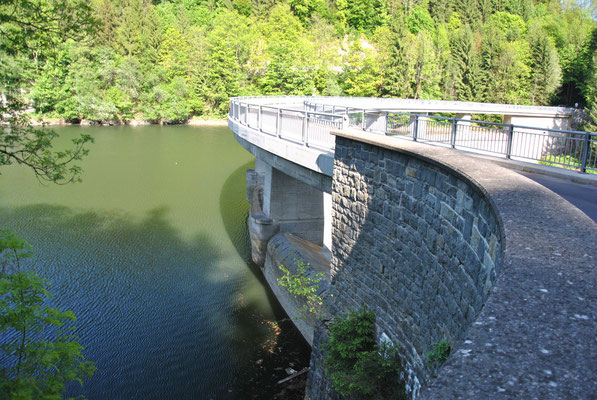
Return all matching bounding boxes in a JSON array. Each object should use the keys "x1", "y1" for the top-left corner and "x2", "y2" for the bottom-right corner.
[{"x1": 0, "y1": 125, "x2": 310, "y2": 399}]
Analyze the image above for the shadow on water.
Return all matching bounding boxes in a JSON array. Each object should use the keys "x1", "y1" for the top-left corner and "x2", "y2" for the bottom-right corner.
[
  {"x1": 0, "y1": 202, "x2": 295, "y2": 399},
  {"x1": 219, "y1": 161, "x2": 312, "y2": 398}
]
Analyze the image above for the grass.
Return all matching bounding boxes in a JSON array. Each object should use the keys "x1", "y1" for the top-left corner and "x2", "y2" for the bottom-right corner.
[{"x1": 538, "y1": 154, "x2": 597, "y2": 174}]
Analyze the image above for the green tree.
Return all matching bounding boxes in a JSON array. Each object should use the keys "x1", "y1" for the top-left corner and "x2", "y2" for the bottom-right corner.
[
  {"x1": 527, "y1": 24, "x2": 561, "y2": 105},
  {"x1": 478, "y1": 15, "x2": 532, "y2": 104},
  {"x1": 0, "y1": 231, "x2": 96, "y2": 399},
  {"x1": 0, "y1": 0, "x2": 97, "y2": 54},
  {"x1": 1, "y1": 0, "x2": 96, "y2": 182},
  {"x1": 406, "y1": 5, "x2": 434, "y2": 35},
  {"x1": 258, "y1": 4, "x2": 316, "y2": 96},
  {"x1": 446, "y1": 24, "x2": 483, "y2": 101},
  {"x1": 204, "y1": 9, "x2": 251, "y2": 114},
  {"x1": 115, "y1": 0, "x2": 161, "y2": 63},
  {"x1": 289, "y1": 0, "x2": 326, "y2": 25},
  {"x1": 341, "y1": 39, "x2": 383, "y2": 97},
  {"x1": 379, "y1": 23, "x2": 417, "y2": 98},
  {"x1": 336, "y1": 0, "x2": 388, "y2": 32},
  {"x1": 1, "y1": 2, "x2": 96, "y2": 396}
]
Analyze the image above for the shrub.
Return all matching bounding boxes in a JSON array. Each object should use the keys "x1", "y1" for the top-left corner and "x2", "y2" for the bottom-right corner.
[
  {"x1": 324, "y1": 306, "x2": 406, "y2": 400},
  {"x1": 278, "y1": 258, "x2": 326, "y2": 319},
  {"x1": 425, "y1": 340, "x2": 451, "y2": 368}
]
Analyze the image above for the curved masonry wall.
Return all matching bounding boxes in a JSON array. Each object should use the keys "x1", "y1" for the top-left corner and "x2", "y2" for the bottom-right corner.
[
  {"x1": 307, "y1": 135, "x2": 505, "y2": 398},
  {"x1": 229, "y1": 113, "x2": 597, "y2": 398},
  {"x1": 306, "y1": 129, "x2": 596, "y2": 399}
]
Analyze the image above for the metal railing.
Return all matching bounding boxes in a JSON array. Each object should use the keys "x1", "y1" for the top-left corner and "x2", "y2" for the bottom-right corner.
[
  {"x1": 230, "y1": 97, "x2": 344, "y2": 151},
  {"x1": 229, "y1": 97, "x2": 597, "y2": 174},
  {"x1": 352, "y1": 110, "x2": 597, "y2": 174}
]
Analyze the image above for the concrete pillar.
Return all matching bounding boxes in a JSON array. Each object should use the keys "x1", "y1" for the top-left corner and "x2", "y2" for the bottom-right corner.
[
  {"x1": 246, "y1": 159, "x2": 326, "y2": 266},
  {"x1": 268, "y1": 168, "x2": 325, "y2": 245},
  {"x1": 363, "y1": 112, "x2": 387, "y2": 133},
  {"x1": 503, "y1": 115, "x2": 571, "y2": 161},
  {"x1": 247, "y1": 165, "x2": 278, "y2": 266},
  {"x1": 407, "y1": 114, "x2": 429, "y2": 139},
  {"x1": 455, "y1": 113, "x2": 472, "y2": 141},
  {"x1": 455, "y1": 113, "x2": 472, "y2": 122},
  {"x1": 503, "y1": 115, "x2": 570, "y2": 131},
  {"x1": 418, "y1": 114, "x2": 428, "y2": 138}
]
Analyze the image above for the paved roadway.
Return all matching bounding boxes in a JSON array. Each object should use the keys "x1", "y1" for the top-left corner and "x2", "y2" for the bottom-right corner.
[{"x1": 517, "y1": 171, "x2": 597, "y2": 223}]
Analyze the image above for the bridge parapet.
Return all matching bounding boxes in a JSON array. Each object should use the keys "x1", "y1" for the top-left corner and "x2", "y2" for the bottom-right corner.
[{"x1": 229, "y1": 96, "x2": 597, "y2": 174}]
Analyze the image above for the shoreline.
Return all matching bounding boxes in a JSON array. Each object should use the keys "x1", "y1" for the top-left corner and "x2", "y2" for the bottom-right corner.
[{"x1": 30, "y1": 117, "x2": 228, "y2": 127}]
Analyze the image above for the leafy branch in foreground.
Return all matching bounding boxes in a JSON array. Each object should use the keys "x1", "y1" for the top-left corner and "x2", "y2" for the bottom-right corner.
[
  {"x1": 0, "y1": 230, "x2": 96, "y2": 399},
  {"x1": 0, "y1": 118, "x2": 94, "y2": 184}
]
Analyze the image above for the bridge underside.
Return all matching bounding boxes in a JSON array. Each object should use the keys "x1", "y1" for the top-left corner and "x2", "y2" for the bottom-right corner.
[{"x1": 246, "y1": 159, "x2": 332, "y2": 266}]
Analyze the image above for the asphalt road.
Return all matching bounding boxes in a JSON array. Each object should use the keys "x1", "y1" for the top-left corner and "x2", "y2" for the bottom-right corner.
[{"x1": 517, "y1": 171, "x2": 597, "y2": 223}]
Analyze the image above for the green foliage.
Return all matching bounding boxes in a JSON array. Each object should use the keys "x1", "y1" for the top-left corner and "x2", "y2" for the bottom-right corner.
[
  {"x1": 277, "y1": 258, "x2": 325, "y2": 319},
  {"x1": 336, "y1": 0, "x2": 387, "y2": 32},
  {"x1": 324, "y1": 307, "x2": 406, "y2": 400},
  {"x1": 0, "y1": 230, "x2": 96, "y2": 399},
  {"x1": 0, "y1": 117, "x2": 94, "y2": 183},
  {"x1": 425, "y1": 340, "x2": 451, "y2": 368},
  {"x1": 3, "y1": 0, "x2": 597, "y2": 121},
  {"x1": 342, "y1": 40, "x2": 383, "y2": 97},
  {"x1": 289, "y1": 0, "x2": 326, "y2": 25},
  {"x1": 539, "y1": 153, "x2": 597, "y2": 174},
  {"x1": 0, "y1": 0, "x2": 98, "y2": 54},
  {"x1": 1, "y1": 0, "x2": 95, "y2": 183},
  {"x1": 406, "y1": 5, "x2": 435, "y2": 35},
  {"x1": 0, "y1": 3, "x2": 96, "y2": 397}
]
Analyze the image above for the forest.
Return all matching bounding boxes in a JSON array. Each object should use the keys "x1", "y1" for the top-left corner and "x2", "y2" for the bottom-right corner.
[{"x1": 1, "y1": 0, "x2": 597, "y2": 125}]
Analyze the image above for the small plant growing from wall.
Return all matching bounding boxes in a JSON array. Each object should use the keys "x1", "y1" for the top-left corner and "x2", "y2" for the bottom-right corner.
[
  {"x1": 278, "y1": 258, "x2": 326, "y2": 319},
  {"x1": 323, "y1": 306, "x2": 406, "y2": 400},
  {"x1": 425, "y1": 340, "x2": 451, "y2": 368}
]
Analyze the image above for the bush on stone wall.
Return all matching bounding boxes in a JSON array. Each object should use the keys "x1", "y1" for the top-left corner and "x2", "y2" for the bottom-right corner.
[
  {"x1": 323, "y1": 306, "x2": 406, "y2": 400},
  {"x1": 278, "y1": 258, "x2": 326, "y2": 319}
]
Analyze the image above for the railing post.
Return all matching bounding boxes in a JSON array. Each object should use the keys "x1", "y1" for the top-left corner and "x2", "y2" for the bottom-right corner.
[
  {"x1": 413, "y1": 114, "x2": 419, "y2": 141},
  {"x1": 384, "y1": 112, "x2": 388, "y2": 135},
  {"x1": 506, "y1": 124, "x2": 514, "y2": 159},
  {"x1": 451, "y1": 118, "x2": 457, "y2": 148},
  {"x1": 302, "y1": 111, "x2": 308, "y2": 145},
  {"x1": 343, "y1": 109, "x2": 349, "y2": 129},
  {"x1": 276, "y1": 108, "x2": 281, "y2": 138},
  {"x1": 244, "y1": 104, "x2": 248, "y2": 126},
  {"x1": 258, "y1": 105, "x2": 262, "y2": 132},
  {"x1": 580, "y1": 132, "x2": 590, "y2": 173},
  {"x1": 362, "y1": 109, "x2": 366, "y2": 131}
]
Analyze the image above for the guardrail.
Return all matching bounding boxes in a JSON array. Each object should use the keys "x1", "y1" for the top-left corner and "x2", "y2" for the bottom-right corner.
[
  {"x1": 230, "y1": 96, "x2": 342, "y2": 151},
  {"x1": 230, "y1": 97, "x2": 597, "y2": 174}
]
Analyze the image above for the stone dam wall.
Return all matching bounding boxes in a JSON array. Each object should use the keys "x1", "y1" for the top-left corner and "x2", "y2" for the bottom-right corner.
[
  {"x1": 306, "y1": 135, "x2": 505, "y2": 399},
  {"x1": 233, "y1": 119, "x2": 597, "y2": 399},
  {"x1": 305, "y1": 130, "x2": 596, "y2": 400}
]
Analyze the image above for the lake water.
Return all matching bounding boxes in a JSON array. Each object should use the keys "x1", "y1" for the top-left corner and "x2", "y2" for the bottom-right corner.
[{"x1": 0, "y1": 125, "x2": 310, "y2": 399}]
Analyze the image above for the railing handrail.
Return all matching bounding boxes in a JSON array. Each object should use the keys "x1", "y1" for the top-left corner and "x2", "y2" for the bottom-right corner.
[
  {"x1": 302, "y1": 97, "x2": 576, "y2": 116},
  {"x1": 229, "y1": 96, "x2": 596, "y2": 174},
  {"x1": 360, "y1": 110, "x2": 595, "y2": 136}
]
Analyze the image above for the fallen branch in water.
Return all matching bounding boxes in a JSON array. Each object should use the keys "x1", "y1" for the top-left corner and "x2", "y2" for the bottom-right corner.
[{"x1": 277, "y1": 367, "x2": 309, "y2": 385}]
